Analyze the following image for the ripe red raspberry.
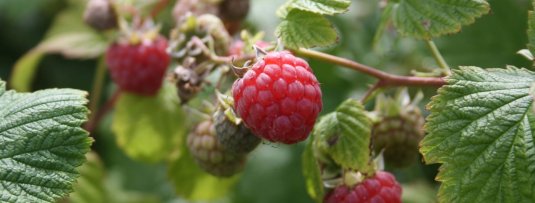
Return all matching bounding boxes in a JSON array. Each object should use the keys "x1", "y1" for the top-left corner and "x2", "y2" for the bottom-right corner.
[
  {"x1": 232, "y1": 51, "x2": 322, "y2": 144},
  {"x1": 324, "y1": 171, "x2": 402, "y2": 203},
  {"x1": 106, "y1": 36, "x2": 170, "y2": 96}
]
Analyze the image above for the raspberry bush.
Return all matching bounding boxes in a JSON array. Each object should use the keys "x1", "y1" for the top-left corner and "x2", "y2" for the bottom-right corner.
[{"x1": 2, "y1": 0, "x2": 535, "y2": 203}]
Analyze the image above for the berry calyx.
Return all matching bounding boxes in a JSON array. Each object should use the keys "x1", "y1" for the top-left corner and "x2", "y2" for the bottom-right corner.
[
  {"x1": 106, "y1": 35, "x2": 170, "y2": 96},
  {"x1": 173, "y1": 64, "x2": 203, "y2": 104},
  {"x1": 228, "y1": 40, "x2": 270, "y2": 57},
  {"x1": 232, "y1": 51, "x2": 322, "y2": 144},
  {"x1": 324, "y1": 171, "x2": 402, "y2": 203},
  {"x1": 187, "y1": 120, "x2": 246, "y2": 177}
]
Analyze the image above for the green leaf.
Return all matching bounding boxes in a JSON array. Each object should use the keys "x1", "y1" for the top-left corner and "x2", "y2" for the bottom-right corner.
[
  {"x1": 9, "y1": 0, "x2": 108, "y2": 92},
  {"x1": 0, "y1": 79, "x2": 92, "y2": 202},
  {"x1": 169, "y1": 142, "x2": 239, "y2": 200},
  {"x1": 112, "y1": 81, "x2": 186, "y2": 162},
  {"x1": 276, "y1": 10, "x2": 338, "y2": 49},
  {"x1": 313, "y1": 99, "x2": 372, "y2": 170},
  {"x1": 391, "y1": 0, "x2": 490, "y2": 39},
  {"x1": 421, "y1": 66, "x2": 535, "y2": 202},
  {"x1": 276, "y1": 0, "x2": 293, "y2": 18},
  {"x1": 283, "y1": 0, "x2": 350, "y2": 16},
  {"x1": 37, "y1": 33, "x2": 108, "y2": 59},
  {"x1": 66, "y1": 152, "x2": 108, "y2": 203},
  {"x1": 302, "y1": 137, "x2": 324, "y2": 203}
]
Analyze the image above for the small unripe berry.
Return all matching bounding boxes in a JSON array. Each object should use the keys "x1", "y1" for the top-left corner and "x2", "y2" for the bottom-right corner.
[{"x1": 83, "y1": 0, "x2": 117, "y2": 31}]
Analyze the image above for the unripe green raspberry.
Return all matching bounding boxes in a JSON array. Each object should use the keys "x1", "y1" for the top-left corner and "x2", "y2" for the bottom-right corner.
[
  {"x1": 214, "y1": 109, "x2": 261, "y2": 155},
  {"x1": 372, "y1": 106, "x2": 424, "y2": 168},
  {"x1": 188, "y1": 120, "x2": 245, "y2": 177}
]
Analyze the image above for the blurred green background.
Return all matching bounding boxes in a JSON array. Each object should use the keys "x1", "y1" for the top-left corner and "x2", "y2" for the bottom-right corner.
[{"x1": 0, "y1": 0, "x2": 532, "y2": 202}]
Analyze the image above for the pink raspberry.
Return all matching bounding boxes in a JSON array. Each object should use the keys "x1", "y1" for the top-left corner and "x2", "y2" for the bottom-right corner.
[
  {"x1": 106, "y1": 36, "x2": 170, "y2": 96},
  {"x1": 232, "y1": 51, "x2": 322, "y2": 144},
  {"x1": 324, "y1": 171, "x2": 402, "y2": 203}
]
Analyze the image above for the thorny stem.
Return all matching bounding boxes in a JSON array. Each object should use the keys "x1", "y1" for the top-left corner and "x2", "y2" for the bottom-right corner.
[
  {"x1": 425, "y1": 40, "x2": 451, "y2": 75},
  {"x1": 292, "y1": 48, "x2": 446, "y2": 88},
  {"x1": 85, "y1": 90, "x2": 121, "y2": 134}
]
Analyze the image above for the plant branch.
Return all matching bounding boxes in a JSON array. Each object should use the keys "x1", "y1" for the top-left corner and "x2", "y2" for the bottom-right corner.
[
  {"x1": 292, "y1": 48, "x2": 446, "y2": 87},
  {"x1": 361, "y1": 82, "x2": 381, "y2": 104},
  {"x1": 150, "y1": 0, "x2": 170, "y2": 18},
  {"x1": 85, "y1": 90, "x2": 121, "y2": 134},
  {"x1": 87, "y1": 57, "x2": 107, "y2": 128},
  {"x1": 425, "y1": 40, "x2": 451, "y2": 75}
]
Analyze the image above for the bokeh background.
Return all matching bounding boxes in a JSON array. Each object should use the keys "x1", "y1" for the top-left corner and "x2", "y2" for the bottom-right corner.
[{"x1": 0, "y1": 0, "x2": 532, "y2": 202}]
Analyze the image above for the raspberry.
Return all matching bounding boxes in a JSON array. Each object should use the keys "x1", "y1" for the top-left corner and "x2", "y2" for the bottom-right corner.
[
  {"x1": 188, "y1": 120, "x2": 246, "y2": 177},
  {"x1": 372, "y1": 106, "x2": 424, "y2": 168},
  {"x1": 171, "y1": 14, "x2": 230, "y2": 62},
  {"x1": 324, "y1": 171, "x2": 402, "y2": 203},
  {"x1": 83, "y1": 0, "x2": 118, "y2": 31},
  {"x1": 218, "y1": 0, "x2": 249, "y2": 21},
  {"x1": 214, "y1": 109, "x2": 261, "y2": 154},
  {"x1": 232, "y1": 51, "x2": 322, "y2": 144},
  {"x1": 106, "y1": 36, "x2": 170, "y2": 96},
  {"x1": 217, "y1": 0, "x2": 250, "y2": 34}
]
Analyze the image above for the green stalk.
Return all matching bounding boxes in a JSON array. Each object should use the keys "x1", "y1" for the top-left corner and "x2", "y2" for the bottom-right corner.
[
  {"x1": 88, "y1": 56, "x2": 108, "y2": 123},
  {"x1": 425, "y1": 40, "x2": 451, "y2": 75}
]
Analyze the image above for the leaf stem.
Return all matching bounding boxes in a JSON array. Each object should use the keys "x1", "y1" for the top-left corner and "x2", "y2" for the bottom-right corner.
[
  {"x1": 87, "y1": 56, "x2": 107, "y2": 127},
  {"x1": 425, "y1": 40, "x2": 451, "y2": 75},
  {"x1": 360, "y1": 82, "x2": 382, "y2": 104},
  {"x1": 150, "y1": 0, "x2": 170, "y2": 18},
  {"x1": 85, "y1": 90, "x2": 121, "y2": 134},
  {"x1": 292, "y1": 48, "x2": 446, "y2": 87}
]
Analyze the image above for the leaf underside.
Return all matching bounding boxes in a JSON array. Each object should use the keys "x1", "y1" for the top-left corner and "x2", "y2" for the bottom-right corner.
[
  {"x1": 0, "y1": 80, "x2": 91, "y2": 202},
  {"x1": 276, "y1": 10, "x2": 338, "y2": 49},
  {"x1": 302, "y1": 135, "x2": 323, "y2": 203},
  {"x1": 421, "y1": 66, "x2": 535, "y2": 203},
  {"x1": 288, "y1": 0, "x2": 350, "y2": 15},
  {"x1": 392, "y1": 0, "x2": 490, "y2": 39}
]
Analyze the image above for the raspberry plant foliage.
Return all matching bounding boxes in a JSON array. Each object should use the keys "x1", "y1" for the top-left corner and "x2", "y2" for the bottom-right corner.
[
  {"x1": 389, "y1": 0, "x2": 490, "y2": 39},
  {"x1": 112, "y1": 81, "x2": 186, "y2": 162},
  {"x1": 421, "y1": 66, "x2": 535, "y2": 202},
  {"x1": 0, "y1": 79, "x2": 92, "y2": 202},
  {"x1": 6, "y1": 0, "x2": 535, "y2": 202}
]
